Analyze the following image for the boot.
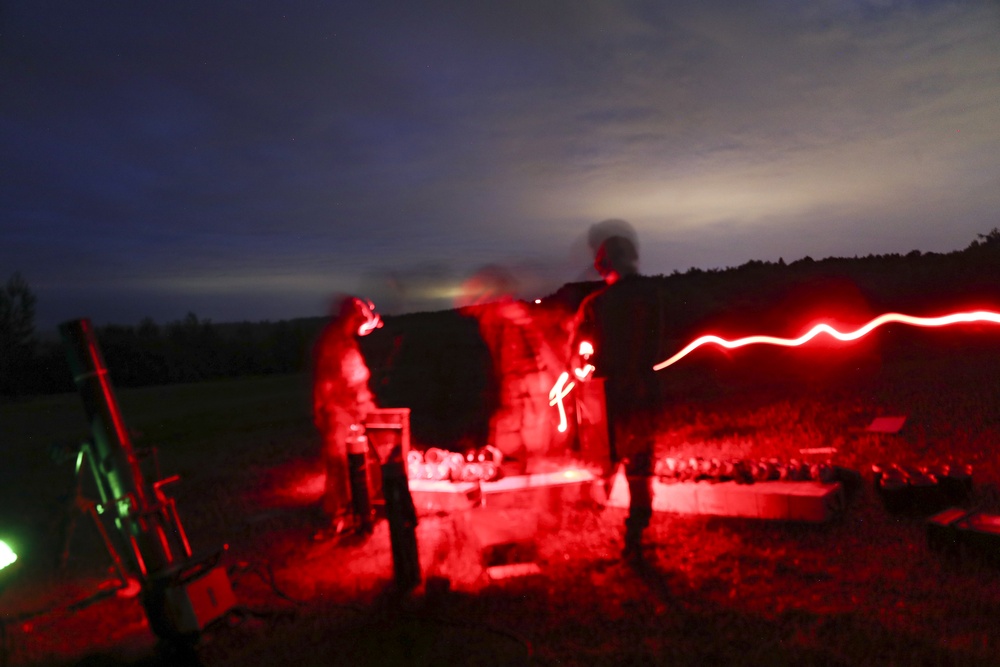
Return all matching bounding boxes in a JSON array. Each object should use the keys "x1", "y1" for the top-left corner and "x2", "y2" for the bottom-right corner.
[{"x1": 621, "y1": 527, "x2": 644, "y2": 562}]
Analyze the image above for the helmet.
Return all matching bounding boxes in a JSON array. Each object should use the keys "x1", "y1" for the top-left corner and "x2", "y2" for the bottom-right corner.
[
  {"x1": 594, "y1": 235, "x2": 638, "y2": 279},
  {"x1": 336, "y1": 296, "x2": 383, "y2": 336}
]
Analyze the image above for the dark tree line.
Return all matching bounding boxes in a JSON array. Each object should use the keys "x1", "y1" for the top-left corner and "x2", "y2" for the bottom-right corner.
[
  {"x1": 0, "y1": 308, "x2": 323, "y2": 398},
  {"x1": 94, "y1": 314, "x2": 319, "y2": 388},
  {"x1": 550, "y1": 228, "x2": 1000, "y2": 344},
  {"x1": 0, "y1": 272, "x2": 40, "y2": 397},
  {"x1": 4, "y1": 229, "x2": 1000, "y2": 407}
]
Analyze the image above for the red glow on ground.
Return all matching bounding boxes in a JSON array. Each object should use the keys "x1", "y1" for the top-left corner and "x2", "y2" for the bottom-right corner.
[
  {"x1": 253, "y1": 461, "x2": 326, "y2": 508},
  {"x1": 289, "y1": 471, "x2": 326, "y2": 500},
  {"x1": 654, "y1": 310, "x2": 1000, "y2": 371}
]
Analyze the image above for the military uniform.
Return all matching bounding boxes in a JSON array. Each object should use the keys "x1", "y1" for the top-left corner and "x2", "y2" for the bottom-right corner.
[
  {"x1": 574, "y1": 273, "x2": 663, "y2": 552},
  {"x1": 313, "y1": 319, "x2": 376, "y2": 524}
]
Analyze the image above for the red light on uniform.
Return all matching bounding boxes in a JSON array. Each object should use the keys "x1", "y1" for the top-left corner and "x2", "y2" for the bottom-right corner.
[
  {"x1": 573, "y1": 340, "x2": 595, "y2": 380},
  {"x1": 549, "y1": 372, "x2": 575, "y2": 433},
  {"x1": 548, "y1": 339, "x2": 599, "y2": 430}
]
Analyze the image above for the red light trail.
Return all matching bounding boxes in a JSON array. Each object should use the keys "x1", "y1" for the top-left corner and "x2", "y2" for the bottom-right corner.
[
  {"x1": 653, "y1": 310, "x2": 1000, "y2": 371},
  {"x1": 548, "y1": 340, "x2": 598, "y2": 433},
  {"x1": 549, "y1": 372, "x2": 574, "y2": 433},
  {"x1": 549, "y1": 310, "x2": 1000, "y2": 432}
]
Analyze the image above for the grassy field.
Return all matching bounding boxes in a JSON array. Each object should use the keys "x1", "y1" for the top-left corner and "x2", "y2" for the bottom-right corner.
[{"x1": 3, "y1": 338, "x2": 1000, "y2": 666}]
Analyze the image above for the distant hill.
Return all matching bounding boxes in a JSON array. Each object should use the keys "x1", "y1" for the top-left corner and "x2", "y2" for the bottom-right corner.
[{"x1": 8, "y1": 236, "x2": 1000, "y2": 448}]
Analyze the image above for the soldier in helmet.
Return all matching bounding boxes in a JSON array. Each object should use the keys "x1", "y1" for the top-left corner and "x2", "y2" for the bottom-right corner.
[
  {"x1": 312, "y1": 295, "x2": 382, "y2": 539},
  {"x1": 573, "y1": 233, "x2": 664, "y2": 561}
]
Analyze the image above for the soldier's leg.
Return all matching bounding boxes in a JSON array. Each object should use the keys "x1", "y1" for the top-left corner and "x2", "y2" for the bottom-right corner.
[
  {"x1": 623, "y1": 449, "x2": 653, "y2": 554},
  {"x1": 322, "y1": 421, "x2": 351, "y2": 520}
]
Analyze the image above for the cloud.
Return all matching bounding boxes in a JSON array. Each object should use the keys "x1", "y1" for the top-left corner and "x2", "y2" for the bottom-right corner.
[{"x1": 3, "y1": 1, "x2": 999, "y2": 325}]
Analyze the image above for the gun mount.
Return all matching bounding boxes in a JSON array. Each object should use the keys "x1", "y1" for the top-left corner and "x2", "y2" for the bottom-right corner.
[{"x1": 60, "y1": 318, "x2": 235, "y2": 642}]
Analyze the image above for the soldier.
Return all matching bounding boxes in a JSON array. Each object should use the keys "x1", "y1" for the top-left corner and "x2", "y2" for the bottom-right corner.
[
  {"x1": 573, "y1": 235, "x2": 663, "y2": 560},
  {"x1": 312, "y1": 295, "x2": 381, "y2": 539},
  {"x1": 457, "y1": 265, "x2": 564, "y2": 473}
]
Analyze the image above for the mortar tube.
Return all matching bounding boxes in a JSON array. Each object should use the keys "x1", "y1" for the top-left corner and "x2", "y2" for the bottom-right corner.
[
  {"x1": 347, "y1": 428, "x2": 374, "y2": 533},
  {"x1": 59, "y1": 319, "x2": 182, "y2": 577}
]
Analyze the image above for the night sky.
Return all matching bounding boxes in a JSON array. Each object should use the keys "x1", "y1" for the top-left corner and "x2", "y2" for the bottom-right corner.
[{"x1": 3, "y1": 1, "x2": 999, "y2": 331}]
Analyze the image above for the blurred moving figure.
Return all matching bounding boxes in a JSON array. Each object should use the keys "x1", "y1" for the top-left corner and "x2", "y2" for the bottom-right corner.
[
  {"x1": 572, "y1": 234, "x2": 664, "y2": 560},
  {"x1": 457, "y1": 265, "x2": 564, "y2": 472},
  {"x1": 312, "y1": 295, "x2": 382, "y2": 539}
]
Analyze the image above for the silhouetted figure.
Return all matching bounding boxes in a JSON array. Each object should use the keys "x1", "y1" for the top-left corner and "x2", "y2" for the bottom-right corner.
[
  {"x1": 573, "y1": 234, "x2": 663, "y2": 559},
  {"x1": 312, "y1": 295, "x2": 381, "y2": 539}
]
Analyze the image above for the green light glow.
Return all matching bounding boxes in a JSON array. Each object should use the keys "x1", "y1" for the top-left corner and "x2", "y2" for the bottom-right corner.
[{"x1": 0, "y1": 539, "x2": 16, "y2": 570}]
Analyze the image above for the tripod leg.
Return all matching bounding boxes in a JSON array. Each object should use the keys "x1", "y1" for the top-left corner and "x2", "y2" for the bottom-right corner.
[
  {"x1": 56, "y1": 500, "x2": 79, "y2": 572},
  {"x1": 84, "y1": 503, "x2": 132, "y2": 590},
  {"x1": 56, "y1": 470, "x2": 86, "y2": 572}
]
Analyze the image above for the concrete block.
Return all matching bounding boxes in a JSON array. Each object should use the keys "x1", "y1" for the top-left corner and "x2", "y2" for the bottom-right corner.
[
  {"x1": 605, "y1": 469, "x2": 843, "y2": 523},
  {"x1": 409, "y1": 479, "x2": 481, "y2": 514},
  {"x1": 408, "y1": 469, "x2": 596, "y2": 515}
]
